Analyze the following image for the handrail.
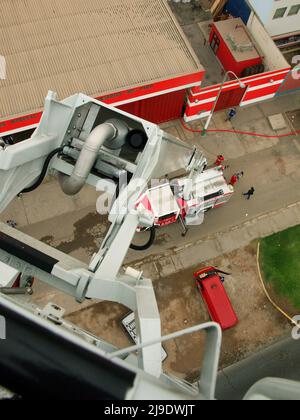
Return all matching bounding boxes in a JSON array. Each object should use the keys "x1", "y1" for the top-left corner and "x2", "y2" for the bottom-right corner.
[{"x1": 108, "y1": 321, "x2": 222, "y2": 400}]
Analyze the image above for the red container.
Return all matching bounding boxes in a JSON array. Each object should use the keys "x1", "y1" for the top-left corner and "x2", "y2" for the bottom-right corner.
[
  {"x1": 194, "y1": 266, "x2": 238, "y2": 331},
  {"x1": 209, "y1": 18, "x2": 263, "y2": 78}
]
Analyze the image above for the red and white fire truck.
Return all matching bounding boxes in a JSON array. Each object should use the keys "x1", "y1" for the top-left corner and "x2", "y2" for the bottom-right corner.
[{"x1": 133, "y1": 166, "x2": 234, "y2": 248}]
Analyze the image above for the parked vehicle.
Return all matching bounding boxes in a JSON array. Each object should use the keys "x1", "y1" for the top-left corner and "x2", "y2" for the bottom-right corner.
[{"x1": 194, "y1": 266, "x2": 238, "y2": 331}]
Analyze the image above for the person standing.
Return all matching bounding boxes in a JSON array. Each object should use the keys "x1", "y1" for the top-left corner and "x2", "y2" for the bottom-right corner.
[
  {"x1": 237, "y1": 171, "x2": 244, "y2": 180},
  {"x1": 229, "y1": 174, "x2": 239, "y2": 186},
  {"x1": 215, "y1": 155, "x2": 225, "y2": 167},
  {"x1": 243, "y1": 187, "x2": 255, "y2": 200},
  {"x1": 226, "y1": 108, "x2": 237, "y2": 122}
]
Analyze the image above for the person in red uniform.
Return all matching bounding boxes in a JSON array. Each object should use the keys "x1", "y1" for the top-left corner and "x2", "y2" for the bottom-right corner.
[
  {"x1": 229, "y1": 174, "x2": 238, "y2": 186},
  {"x1": 215, "y1": 155, "x2": 225, "y2": 167}
]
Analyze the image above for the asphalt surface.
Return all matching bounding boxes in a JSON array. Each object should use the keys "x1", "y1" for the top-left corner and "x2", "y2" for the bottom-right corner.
[{"x1": 217, "y1": 336, "x2": 300, "y2": 400}]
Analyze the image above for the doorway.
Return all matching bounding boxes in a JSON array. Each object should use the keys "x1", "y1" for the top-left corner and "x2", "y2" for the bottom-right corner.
[
  {"x1": 215, "y1": 85, "x2": 248, "y2": 112},
  {"x1": 210, "y1": 33, "x2": 220, "y2": 55}
]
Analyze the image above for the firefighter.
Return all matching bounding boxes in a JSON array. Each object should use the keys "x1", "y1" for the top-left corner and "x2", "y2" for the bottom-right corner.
[
  {"x1": 226, "y1": 108, "x2": 237, "y2": 122},
  {"x1": 230, "y1": 171, "x2": 244, "y2": 186},
  {"x1": 229, "y1": 174, "x2": 239, "y2": 186},
  {"x1": 215, "y1": 155, "x2": 225, "y2": 167}
]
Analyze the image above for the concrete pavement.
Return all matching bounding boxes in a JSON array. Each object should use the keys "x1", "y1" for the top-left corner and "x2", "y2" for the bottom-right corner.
[
  {"x1": 129, "y1": 200, "x2": 300, "y2": 281},
  {"x1": 217, "y1": 336, "x2": 300, "y2": 400}
]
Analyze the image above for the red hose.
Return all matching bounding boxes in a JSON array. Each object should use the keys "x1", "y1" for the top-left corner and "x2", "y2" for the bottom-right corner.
[{"x1": 180, "y1": 118, "x2": 300, "y2": 139}]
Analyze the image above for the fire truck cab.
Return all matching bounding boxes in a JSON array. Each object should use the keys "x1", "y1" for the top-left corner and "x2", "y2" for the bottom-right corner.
[{"x1": 136, "y1": 183, "x2": 180, "y2": 228}]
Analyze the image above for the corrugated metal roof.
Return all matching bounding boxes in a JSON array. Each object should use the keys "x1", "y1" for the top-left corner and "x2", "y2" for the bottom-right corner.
[{"x1": 0, "y1": 0, "x2": 202, "y2": 121}]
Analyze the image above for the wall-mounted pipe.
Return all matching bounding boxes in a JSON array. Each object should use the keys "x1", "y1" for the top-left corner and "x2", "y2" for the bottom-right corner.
[{"x1": 59, "y1": 121, "x2": 128, "y2": 196}]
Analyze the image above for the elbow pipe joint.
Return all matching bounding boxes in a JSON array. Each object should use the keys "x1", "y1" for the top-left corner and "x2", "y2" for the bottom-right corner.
[{"x1": 59, "y1": 120, "x2": 128, "y2": 196}]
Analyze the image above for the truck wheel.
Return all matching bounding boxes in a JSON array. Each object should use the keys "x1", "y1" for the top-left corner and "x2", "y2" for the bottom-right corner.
[{"x1": 130, "y1": 227, "x2": 156, "y2": 251}]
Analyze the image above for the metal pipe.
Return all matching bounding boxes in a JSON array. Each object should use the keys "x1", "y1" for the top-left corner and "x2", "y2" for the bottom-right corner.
[
  {"x1": 107, "y1": 322, "x2": 221, "y2": 359},
  {"x1": 62, "y1": 147, "x2": 125, "y2": 179},
  {"x1": 202, "y1": 71, "x2": 246, "y2": 136},
  {"x1": 59, "y1": 123, "x2": 117, "y2": 195},
  {"x1": 0, "y1": 287, "x2": 33, "y2": 295}
]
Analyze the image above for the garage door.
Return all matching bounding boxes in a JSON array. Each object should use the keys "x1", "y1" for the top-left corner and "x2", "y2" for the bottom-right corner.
[
  {"x1": 117, "y1": 89, "x2": 186, "y2": 124},
  {"x1": 215, "y1": 86, "x2": 248, "y2": 112}
]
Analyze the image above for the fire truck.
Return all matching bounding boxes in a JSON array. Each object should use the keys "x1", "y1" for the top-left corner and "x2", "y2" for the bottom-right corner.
[{"x1": 133, "y1": 166, "x2": 234, "y2": 248}]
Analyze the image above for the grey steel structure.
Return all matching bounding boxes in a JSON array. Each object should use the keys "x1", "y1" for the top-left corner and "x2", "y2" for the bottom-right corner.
[{"x1": 0, "y1": 92, "x2": 299, "y2": 400}]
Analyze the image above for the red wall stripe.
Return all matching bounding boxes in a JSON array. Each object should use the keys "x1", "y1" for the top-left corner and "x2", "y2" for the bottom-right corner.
[
  {"x1": 188, "y1": 72, "x2": 289, "y2": 104},
  {"x1": 190, "y1": 67, "x2": 290, "y2": 95},
  {"x1": 242, "y1": 84, "x2": 280, "y2": 101},
  {"x1": 118, "y1": 89, "x2": 186, "y2": 124},
  {"x1": 97, "y1": 72, "x2": 204, "y2": 105},
  {"x1": 0, "y1": 112, "x2": 42, "y2": 135}
]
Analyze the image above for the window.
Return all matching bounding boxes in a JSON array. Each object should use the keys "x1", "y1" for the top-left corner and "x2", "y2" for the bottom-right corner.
[
  {"x1": 2, "y1": 128, "x2": 35, "y2": 145},
  {"x1": 288, "y1": 4, "x2": 300, "y2": 16},
  {"x1": 204, "y1": 190, "x2": 224, "y2": 202},
  {"x1": 210, "y1": 32, "x2": 220, "y2": 55},
  {"x1": 273, "y1": 7, "x2": 287, "y2": 19}
]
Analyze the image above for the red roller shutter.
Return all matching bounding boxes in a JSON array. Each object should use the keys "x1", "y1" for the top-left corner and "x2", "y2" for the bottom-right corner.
[
  {"x1": 215, "y1": 86, "x2": 247, "y2": 112},
  {"x1": 118, "y1": 90, "x2": 186, "y2": 124}
]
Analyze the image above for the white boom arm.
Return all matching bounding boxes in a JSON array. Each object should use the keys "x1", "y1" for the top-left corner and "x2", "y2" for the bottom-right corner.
[{"x1": 0, "y1": 91, "x2": 207, "y2": 378}]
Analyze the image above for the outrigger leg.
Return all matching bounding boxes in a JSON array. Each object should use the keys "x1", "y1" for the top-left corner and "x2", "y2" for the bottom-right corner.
[{"x1": 178, "y1": 215, "x2": 189, "y2": 237}]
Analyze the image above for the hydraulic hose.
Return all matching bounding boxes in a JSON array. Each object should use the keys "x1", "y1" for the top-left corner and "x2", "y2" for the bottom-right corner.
[
  {"x1": 21, "y1": 147, "x2": 64, "y2": 194},
  {"x1": 130, "y1": 226, "x2": 156, "y2": 251},
  {"x1": 180, "y1": 118, "x2": 300, "y2": 139}
]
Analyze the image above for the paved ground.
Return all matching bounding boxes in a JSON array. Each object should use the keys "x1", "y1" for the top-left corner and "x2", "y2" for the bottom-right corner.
[
  {"x1": 66, "y1": 244, "x2": 294, "y2": 381},
  {"x1": 181, "y1": 21, "x2": 224, "y2": 86},
  {"x1": 217, "y1": 336, "x2": 300, "y2": 400}
]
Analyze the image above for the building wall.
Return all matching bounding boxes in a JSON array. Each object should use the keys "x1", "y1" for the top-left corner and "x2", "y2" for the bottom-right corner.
[
  {"x1": 248, "y1": 0, "x2": 300, "y2": 37},
  {"x1": 276, "y1": 68, "x2": 300, "y2": 95},
  {"x1": 246, "y1": 13, "x2": 289, "y2": 72},
  {"x1": 184, "y1": 68, "x2": 291, "y2": 121},
  {"x1": 117, "y1": 89, "x2": 187, "y2": 124}
]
